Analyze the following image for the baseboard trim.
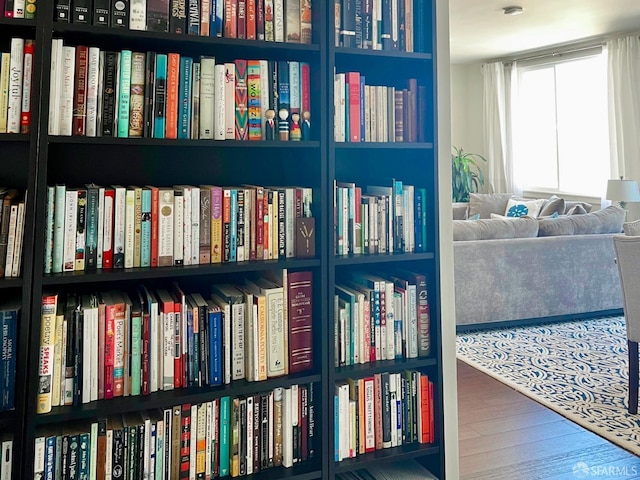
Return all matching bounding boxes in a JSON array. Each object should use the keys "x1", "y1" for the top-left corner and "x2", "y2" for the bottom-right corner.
[{"x1": 455, "y1": 308, "x2": 624, "y2": 333}]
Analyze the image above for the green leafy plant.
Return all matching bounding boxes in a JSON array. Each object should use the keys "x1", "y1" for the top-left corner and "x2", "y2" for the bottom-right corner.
[{"x1": 452, "y1": 146, "x2": 487, "y2": 202}]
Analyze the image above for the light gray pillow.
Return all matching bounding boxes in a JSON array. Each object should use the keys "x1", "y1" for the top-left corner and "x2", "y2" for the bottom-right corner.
[
  {"x1": 452, "y1": 202, "x2": 469, "y2": 220},
  {"x1": 566, "y1": 204, "x2": 587, "y2": 215},
  {"x1": 453, "y1": 216, "x2": 539, "y2": 241},
  {"x1": 537, "y1": 206, "x2": 625, "y2": 236},
  {"x1": 537, "y1": 215, "x2": 575, "y2": 236},
  {"x1": 468, "y1": 193, "x2": 515, "y2": 219},
  {"x1": 539, "y1": 195, "x2": 566, "y2": 216},
  {"x1": 565, "y1": 200, "x2": 593, "y2": 213},
  {"x1": 624, "y1": 219, "x2": 640, "y2": 236}
]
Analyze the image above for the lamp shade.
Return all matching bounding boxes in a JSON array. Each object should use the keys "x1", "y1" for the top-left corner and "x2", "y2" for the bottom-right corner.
[{"x1": 606, "y1": 179, "x2": 640, "y2": 203}]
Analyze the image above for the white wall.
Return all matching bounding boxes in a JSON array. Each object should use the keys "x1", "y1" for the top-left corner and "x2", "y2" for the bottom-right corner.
[{"x1": 450, "y1": 63, "x2": 485, "y2": 158}]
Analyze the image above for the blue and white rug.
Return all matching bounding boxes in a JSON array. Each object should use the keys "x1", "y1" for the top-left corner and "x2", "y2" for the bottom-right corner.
[{"x1": 457, "y1": 316, "x2": 640, "y2": 455}]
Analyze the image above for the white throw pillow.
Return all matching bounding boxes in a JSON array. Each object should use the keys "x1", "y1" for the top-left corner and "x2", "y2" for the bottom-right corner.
[{"x1": 504, "y1": 198, "x2": 545, "y2": 218}]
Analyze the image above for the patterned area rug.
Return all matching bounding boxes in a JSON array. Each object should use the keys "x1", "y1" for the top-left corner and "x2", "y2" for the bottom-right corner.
[{"x1": 457, "y1": 316, "x2": 640, "y2": 455}]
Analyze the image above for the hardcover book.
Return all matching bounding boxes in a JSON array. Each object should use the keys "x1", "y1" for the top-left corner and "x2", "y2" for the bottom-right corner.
[
  {"x1": 147, "y1": 0, "x2": 169, "y2": 30},
  {"x1": 234, "y1": 59, "x2": 248, "y2": 141}
]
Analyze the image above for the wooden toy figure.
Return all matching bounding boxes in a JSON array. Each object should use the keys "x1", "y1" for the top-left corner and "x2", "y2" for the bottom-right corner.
[
  {"x1": 278, "y1": 108, "x2": 290, "y2": 141},
  {"x1": 301, "y1": 110, "x2": 311, "y2": 140},
  {"x1": 290, "y1": 112, "x2": 302, "y2": 141},
  {"x1": 265, "y1": 109, "x2": 276, "y2": 140}
]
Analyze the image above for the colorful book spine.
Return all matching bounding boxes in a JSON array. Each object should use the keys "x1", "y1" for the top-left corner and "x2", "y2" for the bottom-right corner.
[
  {"x1": 141, "y1": 188, "x2": 152, "y2": 267},
  {"x1": 234, "y1": 59, "x2": 248, "y2": 140},
  {"x1": 20, "y1": 39, "x2": 34, "y2": 134},
  {"x1": 128, "y1": 51, "x2": 146, "y2": 137},
  {"x1": 178, "y1": 56, "x2": 193, "y2": 139},
  {"x1": 247, "y1": 60, "x2": 261, "y2": 140},
  {"x1": 165, "y1": 53, "x2": 180, "y2": 139},
  {"x1": 153, "y1": 53, "x2": 168, "y2": 138},
  {"x1": 117, "y1": 50, "x2": 132, "y2": 138}
]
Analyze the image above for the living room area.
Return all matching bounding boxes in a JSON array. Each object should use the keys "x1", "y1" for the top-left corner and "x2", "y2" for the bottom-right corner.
[{"x1": 449, "y1": 0, "x2": 640, "y2": 477}]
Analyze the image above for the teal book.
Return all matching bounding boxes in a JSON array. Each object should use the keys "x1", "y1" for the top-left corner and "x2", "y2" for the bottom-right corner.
[
  {"x1": 153, "y1": 54, "x2": 167, "y2": 139},
  {"x1": 140, "y1": 188, "x2": 152, "y2": 267},
  {"x1": 52, "y1": 184, "x2": 66, "y2": 273},
  {"x1": 178, "y1": 56, "x2": 193, "y2": 139},
  {"x1": 130, "y1": 298, "x2": 142, "y2": 396},
  {"x1": 219, "y1": 396, "x2": 231, "y2": 476},
  {"x1": 118, "y1": 50, "x2": 133, "y2": 138}
]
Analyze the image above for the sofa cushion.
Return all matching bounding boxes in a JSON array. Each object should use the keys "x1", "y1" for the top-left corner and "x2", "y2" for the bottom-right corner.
[
  {"x1": 452, "y1": 202, "x2": 469, "y2": 220},
  {"x1": 537, "y1": 206, "x2": 625, "y2": 236},
  {"x1": 504, "y1": 198, "x2": 545, "y2": 218},
  {"x1": 539, "y1": 195, "x2": 566, "y2": 216},
  {"x1": 566, "y1": 204, "x2": 588, "y2": 215},
  {"x1": 453, "y1": 216, "x2": 539, "y2": 241},
  {"x1": 624, "y1": 218, "x2": 640, "y2": 236},
  {"x1": 565, "y1": 200, "x2": 593, "y2": 213},
  {"x1": 468, "y1": 193, "x2": 515, "y2": 219}
]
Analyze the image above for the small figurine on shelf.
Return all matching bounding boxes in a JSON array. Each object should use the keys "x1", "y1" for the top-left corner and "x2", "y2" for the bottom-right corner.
[
  {"x1": 278, "y1": 108, "x2": 290, "y2": 141},
  {"x1": 265, "y1": 109, "x2": 277, "y2": 140},
  {"x1": 290, "y1": 112, "x2": 302, "y2": 141},
  {"x1": 301, "y1": 110, "x2": 311, "y2": 141}
]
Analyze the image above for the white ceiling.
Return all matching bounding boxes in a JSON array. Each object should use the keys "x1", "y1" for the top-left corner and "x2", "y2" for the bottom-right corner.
[{"x1": 449, "y1": 0, "x2": 640, "y2": 64}]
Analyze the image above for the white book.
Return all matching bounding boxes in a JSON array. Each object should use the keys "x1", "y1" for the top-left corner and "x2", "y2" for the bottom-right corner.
[
  {"x1": 81, "y1": 295, "x2": 92, "y2": 404},
  {"x1": 13, "y1": 0, "x2": 25, "y2": 17},
  {"x1": 243, "y1": 187, "x2": 251, "y2": 262},
  {"x1": 190, "y1": 404, "x2": 197, "y2": 478},
  {"x1": 259, "y1": 60, "x2": 269, "y2": 139},
  {"x1": 10, "y1": 200, "x2": 25, "y2": 278},
  {"x1": 364, "y1": 377, "x2": 375, "y2": 451},
  {"x1": 173, "y1": 188, "x2": 184, "y2": 265},
  {"x1": 88, "y1": 296, "x2": 99, "y2": 401},
  {"x1": 86, "y1": 46, "x2": 100, "y2": 137},
  {"x1": 129, "y1": 0, "x2": 146, "y2": 30},
  {"x1": 205, "y1": 402, "x2": 213, "y2": 480},
  {"x1": 158, "y1": 189, "x2": 174, "y2": 267},
  {"x1": 289, "y1": 61, "x2": 300, "y2": 116},
  {"x1": 199, "y1": 56, "x2": 215, "y2": 139},
  {"x1": 33, "y1": 437, "x2": 45, "y2": 479},
  {"x1": 105, "y1": 428, "x2": 113, "y2": 480},
  {"x1": 274, "y1": 0, "x2": 284, "y2": 42},
  {"x1": 370, "y1": 85, "x2": 377, "y2": 142},
  {"x1": 364, "y1": 84, "x2": 371, "y2": 142},
  {"x1": 96, "y1": 186, "x2": 105, "y2": 268},
  {"x1": 96, "y1": 51, "x2": 105, "y2": 137},
  {"x1": 4, "y1": 204, "x2": 17, "y2": 277},
  {"x1": 214, "y1": 63, "x2": 226, "y2": 140},
  {"x1": 388, "y1": 86, "x2": 395, "y2": 142},
  {"x1": 183, "y1": 186, "x2": 193, "y2": 265},
  {"x1": 20, "y1": 40, "x2": 33, "y2": 133},
  {"x1": 112, "y1": 186, "x2": 126, "y2": 268},
  {"x1": 59, "y1": 45, "x2": 76, "y2": 136},
  {"x1": 190, "y1": 186, "x2": 200, "y2": 266},
  {"x1": 374, "y1": 0, "x2": 382, "y2": 50},
  {"x1": 63, "y1": 189, "x2": 77, "y2": 272},
  {"x1": 223, "y1": 62, "x2": 235, "y2": 139},
  {"x1": 102, "y1": 188, "x2": 114, "y2": 268},
  {"x1": 124, "y1": 188, "x2": 135, "y2": 268},
  {"x1": 383, "y1": 280, "x2": 396, "y2": 360},
  {"x1": 7, "y1": 38, "x2": 24, "y2": 133},
  {"x1": 335, "y1": 72, "x2": 346, "y2": 142},
  {"x1": 48, "y1": 39, "x2": 64, "y2": 135},
  {"x1": 290, "y1": 384, "x2": 299, "y2": 462},
  {"x1": 282, "y1": 387, "x2": 293, "y2": 467}
]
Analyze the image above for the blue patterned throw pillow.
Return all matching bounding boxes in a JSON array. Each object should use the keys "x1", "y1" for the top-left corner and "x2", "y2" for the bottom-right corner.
[
  {"x1": 507, "y1": 204, "x2": 528, "y2": 217},
  {"x1": 504, "y1": 198, "x2": 546, "y2": 218}
]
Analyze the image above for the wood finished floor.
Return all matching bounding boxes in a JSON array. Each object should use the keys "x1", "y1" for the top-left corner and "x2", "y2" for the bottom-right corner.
[{"x1": 457, "y1": 360, "x2": 640, "y2": 480}]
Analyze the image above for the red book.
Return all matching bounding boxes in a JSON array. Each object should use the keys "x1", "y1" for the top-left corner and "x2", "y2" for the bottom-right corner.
[
  {"x1": 165, "y1": 53, "x2": 180, "y2": 139},
  {"x1": 224, "y1": 0, "x2": 237, "y2": 37},
  {"x1": 300, "y1": 62, "x2": 311, "y2": 115},
  {"x1": 73, "y1": 46, "x2": 89, "y2": 135},
  {"x1": 419, "y1": 373, "x2": 429, "y2": 444},
  {"x1": 246, "y1": 0, "x2": 256, "y2": 39},
  {"x1": 102, "y1": 188, "x2": 115, "y2": 269},
  {"x1": 222, "y1": 188, "x2": 231, "y2": 262},
  {"x1": 346, "y1": 71, "x2": 361, "y2": 142},
  {"x1": 146, "y1": 185, "x2": 159, "y2": 267},
  {"x1": 103, "y1": 293, "x2": 116, "y2": 399},
  {"x1": 237, "y1": 0, "x2": 246, "y2": 38},
  {"x1": 172, "y1": 283, "x2": 187, "y2": 388},
  {"x1": 180, "y1": 404, "x2": 192, "y2": 479},
  {"x1": 429, "y1": 379, "x2": 434, "y2": 443},
  {"x1": 20, "y1": 39, "x2": 34, "y2": 134},
  {"x1": 255, "y1": 187, "x2": 264, "y2": 260},
  {"x1": 262, "y1": 189, "x2": 269, "y2": 259},
  {"x1": 287, "y1": 270, "x2": 313, "y2": 374}
]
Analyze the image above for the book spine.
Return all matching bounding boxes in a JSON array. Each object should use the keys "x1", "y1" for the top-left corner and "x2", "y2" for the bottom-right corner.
[
  {"x1": 59, "y1": 46, "x2": 75, "y2": 136},
  {"x1": 128, "y1": 51, "x2": 146, "y2": 137},
  {"x1": 173, "y1": 188, "x2": 184, "y2": 265},
  {"x1": 85, "y1": 186, "x2": 99, "y2": 270},
  {"x1": 141, "y1": 188, "x2": 152, "y2": 267},
  {"x1": 146, "y1": 0, "x2": 169, "y2": 30},
  {"x1": 0, "y1": 52, "x2": 10, "y2": 134},
  {"x1": 93, "y1": 0, "x2": 110, "y2": 25},
  {"x1": 287, "y1": 271, "x2": 313, "y2": 373},
  {"x1": 101, "y1": 51, "x2": 117, "y2": 137},
  {"x1": 199, "y1": 56, "x2": 215, "y2": 139},
  {"x1": 213, "y1": 63, "x2": 226, "y2": 140},
  {"x1": 234, "y1": 59, "x2": 248, "y2": 140},
  {"x1": 170, "y1": 0, "x2": 186, "y2": 32},
  {"x1": 237, "y1": 0, "x2": 246, "y2": 38},
  {"x1": 273, "y1": 0, "x2": 284, "y2": 42},
  {"x1": 165, "y1": 53, "x2": 180, "y2": 139},
  {"x1": 19, "y1": 39, "x2": 34, "y2": 134},
  {"x1": 37, "y1": 294, "x2": 57, "y2": 414},
  {"x1": 143, "y1": 51, "x2": 156, "y2": 138},
  {"x1": 247, "y1": 60, "x2": 261, "y2": 140},
  {"x1": 223, "y1": 0, "x2": 237, "y2": 37},
  {"x1": 111, "y1": 0, "x2": 129, "y2": 26},
  {"x1": 178, "y1": 56, "x2": 193, "y2": 139},
  {"x1": 211, "y1": 186, "x2": 223, "y2": 263},
  {"x1": 130, "y1": 0, "x2": 146, "y2": 29},
  {"x1": 153, "y1": 53, "x2": 167, "y2": 138},
  {"x1": 85, "y1": 47, "x2": 100, "y2": 137},
  {"x1": 117, "y1": 50, "x2": 132, "y2": 138},
  {"x1": 264, "y1": 0, "x2": 274, "y2": 41},
  {"x1": 158, "y1": 189, "x2": 174, "y2": 266},
  {"x1": 112, "y1": 186, "x2": 126, "y2": 268}
]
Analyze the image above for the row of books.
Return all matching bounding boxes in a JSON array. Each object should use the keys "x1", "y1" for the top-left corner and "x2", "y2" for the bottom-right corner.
[
  {"x1": 48, "y1": 40, "x2": 313, "y2": 141},
  {"x1": 55, "y1": 0, "x2": 312, "y2": 45},
  {"x1": 335, "y1": 371, "x2": 434, "y2": 462},
  {"x1": 37, "y1": 271, "x2": 313, "y2": 414},
  {"x1": 0, "y1": 38, "x2": 34, "y2": 134},
  {"x1": 44, "y1": 183, "x2": 314, "y2": 275},
  {"x1": 0, "y1": 299, "x2": 19, "y2": 412},
  {"x1": 0, "y1": 438, "x2": 11, "y2": 480},
  {"x1": 35, "y1": 383, "x2": 315, "y2": 479},
  {"x1": 2, "y1": 0, "x2": 35, "y2": 18},
  {"x1": 335, "y1": 270, "x2": 430, "y2": 367},
  {"x1": 334, "y1": 180, "x2": 426, "y2": 256},
  {"x1": 334, "y1": 0, "x2": 427, "y2": 53},
  {"x1": 0, "y1": 189, "x2": 27, "y2": 279},
  {"x1": 334, "y1": 72, "x2": 425, "y2": 143}
]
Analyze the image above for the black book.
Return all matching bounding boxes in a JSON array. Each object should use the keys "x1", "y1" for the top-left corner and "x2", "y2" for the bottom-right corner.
[
  {"x1": 111, "y1": 0, "x2": 129, "y2": 27},
  {"x1": 67, "y1": 434, "x2": 80, "y2": 480},
  {"x1": 72, "y1": 302, "x2": 83, "y2": 406},
  {"x1": 381, "y1": 372, "x2": 391, "y2": 447},
  {"x1": 63, "y1": 296, "x2": 76, "y2": 407},
  {"x1": 413, "y1": 0, "x2": 425, "y2": 53},
  {"x1": 307, "y1": 382, "x2": 315, "y2": 458},
  {"x1": 72, "y1": 0, "x2": 92, "y2": 23},
  {"x1": 340, "y1": 0, "x2": 356, "y2": 48},
  {"x1": 239, "y1": 397, "x2": 247, "y2": 476},
  {"x1": 111, "y1": 419, "x2": 126, "y2": 480},
  {"x1": 169, "y1": 0, "x2": 186, "y2": 33},
  {"x1": 153, "y1": 54, "x2": 167, "y2": 138},
  {"x1": 268, "y1": 60, "x2": 278, "y2": 113},
  {"x1": 84, "y1": 184, "x2": 99, "y2": 270},
  {"x1": 101, "y1": 51, "x2": 118, "y2": 137},
  {"x1": 252, "y1": 394, "x2": 260, "y2": 473},
  {"x1": 137, "y1": 420, "x2": 145, "y2": 480},
  {"x1": 398, "y1": 0, "x2": 405, "y2": 51},
  {"x1": 143, "y1": 51, "x2": 156, "y2": 138},
  {"x1": 260, "y1": 393, "x2": 270, "y2": 469},
  {"x1": 93, "y1": 0, "x2": 109, "y2": 25},
  {"x1": 146, "y1": 0, "x2": 169, "y2": 31},
  {"x1": 187, "y1": 0, "x2": 199, "y2": 34},
  {"x1": 354, "y1": 0, "x2": 362, "y2": 48},
  {"x1": 5, "y1": 0, "x2": 15, "y2": 18},
  {"x1": 381, "y1": 0, "x2": 392, "y2": 50},
  {"x1": 55, "y1": 0, "x2": 71, "y2": 21}
]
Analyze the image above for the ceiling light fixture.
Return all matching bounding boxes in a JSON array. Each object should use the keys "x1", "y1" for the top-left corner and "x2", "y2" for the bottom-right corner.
[{"x1": 503, "y1": 6, "x2": 524, "y2": 15}]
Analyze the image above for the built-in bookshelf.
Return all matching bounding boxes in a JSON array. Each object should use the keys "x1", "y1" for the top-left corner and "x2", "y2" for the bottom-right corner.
[{"x1": 0, "y1": 0, "x2": 450, "y2": 479}]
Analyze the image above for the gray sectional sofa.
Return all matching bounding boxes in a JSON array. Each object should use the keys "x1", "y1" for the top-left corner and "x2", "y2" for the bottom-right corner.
[{"x1": 453, "y1": 194, "x2": 624, "y2": 329}]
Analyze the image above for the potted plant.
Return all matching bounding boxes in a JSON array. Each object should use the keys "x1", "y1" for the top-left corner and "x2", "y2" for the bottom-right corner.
[{"x1": 452, "y1": 146, "x2": 487, "y2": 202}]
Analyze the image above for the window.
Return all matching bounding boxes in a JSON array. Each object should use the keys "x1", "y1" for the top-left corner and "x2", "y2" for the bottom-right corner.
[{"x1": 513, "y1": 48, "x2": 609, "y2": 197}]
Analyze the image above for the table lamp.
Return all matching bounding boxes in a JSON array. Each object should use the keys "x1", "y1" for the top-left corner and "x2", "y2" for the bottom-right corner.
[{"x1": 606, "y1": 177, "x2": 640, "y2": 217}]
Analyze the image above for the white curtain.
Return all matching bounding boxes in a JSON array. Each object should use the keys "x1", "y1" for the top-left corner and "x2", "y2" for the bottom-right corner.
[
  {"x1": 482, "y1": 62, "x2": 517, "y2": 193},
  {"x1": 607, "y1": 36, "x2": 640, "y2": 218}
]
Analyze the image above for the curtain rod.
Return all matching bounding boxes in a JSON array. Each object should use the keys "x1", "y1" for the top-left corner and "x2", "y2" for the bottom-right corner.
[{"x1": 502, "y1": 43, "x2": 604, "y2": 66}]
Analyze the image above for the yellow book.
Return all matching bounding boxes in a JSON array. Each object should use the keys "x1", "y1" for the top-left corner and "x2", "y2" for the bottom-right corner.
[
  {"x1": 37, "y1": 293, "x2": 58, "y2": 414},
  {"x1": 51, "y1": 301, "x2": 65, "y2": 407},
  {"x1": 0, "y1": 52, "x2": 11, "y2": 133}
]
